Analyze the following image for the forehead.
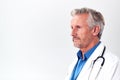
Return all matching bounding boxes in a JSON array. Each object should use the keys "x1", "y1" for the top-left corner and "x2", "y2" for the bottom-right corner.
[{"x1": 71, "y1": 14, "x2": 89, "y2": 24}]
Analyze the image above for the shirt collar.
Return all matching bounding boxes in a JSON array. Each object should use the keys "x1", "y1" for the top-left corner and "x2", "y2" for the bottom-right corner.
[{"x1": 77, "y1": 41, "x2": 101, "y2": 60}]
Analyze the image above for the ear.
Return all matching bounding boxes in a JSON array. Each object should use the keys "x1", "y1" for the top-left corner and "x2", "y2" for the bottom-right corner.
[{"x1": 92, "y1": 26, "x2": 100, "y2": 36}]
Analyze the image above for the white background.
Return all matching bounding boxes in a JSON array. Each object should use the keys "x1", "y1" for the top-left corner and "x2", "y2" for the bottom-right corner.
[{"x1": 0, "y1": 0, "x2": 120, "y2": 80}]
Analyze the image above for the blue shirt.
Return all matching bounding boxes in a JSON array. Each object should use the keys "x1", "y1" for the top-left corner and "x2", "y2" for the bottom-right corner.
[{"x1": 70, "y1": 42, "x2": 101, "y2": 80}]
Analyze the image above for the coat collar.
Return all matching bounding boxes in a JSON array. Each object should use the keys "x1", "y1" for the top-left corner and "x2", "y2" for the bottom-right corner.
[{"x1": 77, "y1": 42, "x2": 105, "y2": 79}]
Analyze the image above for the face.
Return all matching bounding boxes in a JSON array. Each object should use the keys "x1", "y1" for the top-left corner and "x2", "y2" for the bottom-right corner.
[{"x1": 71, "y1": 14, "x2": 94, "y2": 49}]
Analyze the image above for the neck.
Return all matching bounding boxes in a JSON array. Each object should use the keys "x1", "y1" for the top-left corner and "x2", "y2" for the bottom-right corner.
[{"x1": 80, "y1": 38, "x2": 100, "y2": 55}]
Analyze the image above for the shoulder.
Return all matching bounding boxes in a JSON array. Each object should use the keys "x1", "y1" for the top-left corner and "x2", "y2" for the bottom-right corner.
[
  {"x1": 105, "y1": 49, "x2": 120, "y2": 64},
  {"x1": 103, "y1": 48, "x2": 120, "y2": 75},
  {"x1": 102, "y1": 48, "x2": 120, "y2": 79},
  {"x1": 99, "y1": 42, "x2": 120, "y2": 63}
]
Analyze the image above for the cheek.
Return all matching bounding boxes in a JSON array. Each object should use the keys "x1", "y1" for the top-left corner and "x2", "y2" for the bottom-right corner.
[
  {"x1": 85, "y1": 32, "x2": 93, "y2": 42},
  {"x1": 79, "y1": 30, "x2": 92, "y2": 40},
  {"x1": 77, "y1": 29, "x2": 88, "y2": 38}
]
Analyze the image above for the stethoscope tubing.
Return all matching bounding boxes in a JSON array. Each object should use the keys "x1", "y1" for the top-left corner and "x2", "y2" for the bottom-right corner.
[{"x1": 88, "y1": 46, "x2": 106, "y2": 80}]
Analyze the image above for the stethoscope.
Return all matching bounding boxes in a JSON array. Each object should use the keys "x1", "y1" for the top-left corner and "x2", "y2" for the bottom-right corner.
[{"x1": 88, "y1": 46, "x2": 106, "y2": 80}]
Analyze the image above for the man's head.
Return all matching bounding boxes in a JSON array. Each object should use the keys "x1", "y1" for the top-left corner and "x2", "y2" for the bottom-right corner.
[{"x1": 71, "y1": 7, "x2": 105, "y2": 51}]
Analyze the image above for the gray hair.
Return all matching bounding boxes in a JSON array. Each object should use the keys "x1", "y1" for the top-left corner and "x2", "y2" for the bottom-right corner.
[{"x1": 71, "y1": 7, "x2": 105, "y2": 39}]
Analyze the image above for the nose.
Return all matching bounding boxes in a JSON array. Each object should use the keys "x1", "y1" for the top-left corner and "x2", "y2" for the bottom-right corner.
[{"x1": 71, "y1": 28, "x2": 77, "y2": 37}]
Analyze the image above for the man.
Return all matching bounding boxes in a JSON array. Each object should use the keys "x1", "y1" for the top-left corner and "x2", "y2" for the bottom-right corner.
[{"x1": 65, "y1": 7, "x2": 120, "y2": 80}]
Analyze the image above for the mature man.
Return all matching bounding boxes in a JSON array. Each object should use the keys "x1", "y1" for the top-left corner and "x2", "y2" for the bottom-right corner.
[{"x1": 65, "y1": 8, "x2": 120, "y2": 80}]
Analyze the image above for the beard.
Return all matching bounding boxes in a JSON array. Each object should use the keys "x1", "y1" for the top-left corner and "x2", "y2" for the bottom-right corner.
[{"x1": 72, "y1": 37, "x2": 82, "y2": 48}]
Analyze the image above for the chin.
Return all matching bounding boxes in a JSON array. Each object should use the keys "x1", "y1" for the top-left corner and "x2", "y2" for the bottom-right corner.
[{"x1": 74, "y1": 43, "x2": 81, "y2": 48}]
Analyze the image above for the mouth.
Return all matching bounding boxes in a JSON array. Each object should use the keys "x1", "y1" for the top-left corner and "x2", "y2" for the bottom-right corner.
[{"x1": 72, "y1": 37, "x2": 80, "y2": 42}]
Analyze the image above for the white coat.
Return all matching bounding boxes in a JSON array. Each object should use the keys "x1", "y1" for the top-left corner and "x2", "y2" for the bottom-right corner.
[{"x1": 65, "y1": 43, "x2": 120, "y2": 80}]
